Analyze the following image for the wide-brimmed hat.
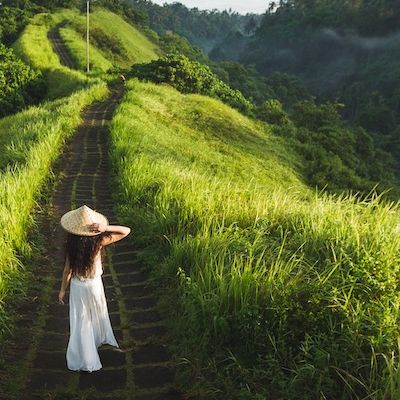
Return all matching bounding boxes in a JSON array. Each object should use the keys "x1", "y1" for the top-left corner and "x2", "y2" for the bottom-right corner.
[{"x1": 60, "y1": 205, "x2": 108, "y2": 236}]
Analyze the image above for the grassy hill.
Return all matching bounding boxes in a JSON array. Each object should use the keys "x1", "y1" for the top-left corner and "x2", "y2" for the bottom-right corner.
[
  {"x1": 56, "y1": 7, "x2": 160, "y2": 70},
  {"x1": 110, "y1": 79, "x2": 400, "y2": 399},
  {"x1": 12, "y1": 7, "x2": 160, "y2": 97},
  {"x1": 12, "y1": 12, "x2": 90, "y2": 99}
]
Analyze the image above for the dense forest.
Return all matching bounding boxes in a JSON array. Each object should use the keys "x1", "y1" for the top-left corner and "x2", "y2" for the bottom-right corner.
[
  {"x1": 125, "y1": 0, "x2": 260, "y2": 52},
  {"x1": 209, "y1": 0, "x2": 400, "y2": 184}
]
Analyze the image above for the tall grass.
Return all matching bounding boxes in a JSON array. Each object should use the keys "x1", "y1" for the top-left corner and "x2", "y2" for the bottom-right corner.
[
  {"x1": 110, "y1": 79, "x2": 400, "y2": 399},
  {"x1": 58, "y1": 26, "x2": 113, "y2": 73},
  {"x1": 58, "y1": 7, "x2": 160, "y2": 69},
  {"x1": 88, "y1": 7, "x2": 160, "y2": 66},
  {"x1": 0, "y1": 82, "x2": 108, "y2": 340},
  {"x1": 12, "y1": 13, "x2": 90, "y2": 99}
]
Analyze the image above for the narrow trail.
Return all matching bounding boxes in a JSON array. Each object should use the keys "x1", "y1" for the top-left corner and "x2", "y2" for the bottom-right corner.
[
  {"x1": 2, "y1": 86, "x2": 185, "y2": 400},
  {"x1": 48, "y1": 24, "x2": 76, "y2": 69}
]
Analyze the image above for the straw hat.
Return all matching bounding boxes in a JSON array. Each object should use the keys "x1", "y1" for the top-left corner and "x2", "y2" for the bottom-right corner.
[{"x1": 60, "y1": 205, "x2": 108, "y2": 236}]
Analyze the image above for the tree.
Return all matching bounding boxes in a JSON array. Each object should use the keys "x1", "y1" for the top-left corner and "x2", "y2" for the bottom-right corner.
[
  {"x1": 0, "y1": 43, "x2": 45, "y2": 117},
  {"x1": 244, "y1": 17, "x2": 257, "y2": 35},
  {"x1": 131, "y1": 53, "x2": 254, "y2": 114}
]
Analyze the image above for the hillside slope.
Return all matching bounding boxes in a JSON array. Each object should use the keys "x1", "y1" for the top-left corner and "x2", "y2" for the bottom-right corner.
[
  {"x1": 56, "y1": 7, "x2": 160, "y2": 70},
  {"x1": 12, "y1": 12, "x2": 90, "y2": 99},
  {"x1": 110, "y1": 79, "x2": 400, "y2": 399},
  {"x1": 12, "y1": 7, "x2": 161, "y2": 96}
]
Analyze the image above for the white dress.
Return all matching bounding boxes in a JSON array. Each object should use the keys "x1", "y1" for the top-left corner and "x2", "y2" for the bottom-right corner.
[{"x1": 67, "y1": 251, "x2": 118, "y2": 372}]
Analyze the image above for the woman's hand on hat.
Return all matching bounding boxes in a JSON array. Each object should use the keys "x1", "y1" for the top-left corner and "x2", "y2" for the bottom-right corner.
[{"x1": 87, "y1": 222, "x2": 107, "y2": 233}]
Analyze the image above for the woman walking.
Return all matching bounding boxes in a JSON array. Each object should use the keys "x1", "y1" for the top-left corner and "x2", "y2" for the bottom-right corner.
[{"x1": 58, "y1": 205, "x2": 131, "y2": 372}]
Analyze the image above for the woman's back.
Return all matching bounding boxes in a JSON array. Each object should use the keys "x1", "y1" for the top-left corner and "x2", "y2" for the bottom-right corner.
[{"x1": 73, "y1": 250, "x2": 103, "y2": 281}]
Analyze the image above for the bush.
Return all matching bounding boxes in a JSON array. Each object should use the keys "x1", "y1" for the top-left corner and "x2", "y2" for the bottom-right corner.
[
  {"x1": 0, "y1": 43, "x2": 45, "y2": 117},
  {"x1": 131, "y1": 53, "x2": 254, "y2": 115},
  {"x1": 256, "y1": 99, "x2": 291, "y2": 125}
]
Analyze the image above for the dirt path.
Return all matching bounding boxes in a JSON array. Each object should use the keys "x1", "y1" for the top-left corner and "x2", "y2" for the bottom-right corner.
[
  {"x1": 48, "y1": 24, "x2": 76, "y2": 69},
  {"x1": 0, "y1": 86, "x2": 185, "y2": 400}
]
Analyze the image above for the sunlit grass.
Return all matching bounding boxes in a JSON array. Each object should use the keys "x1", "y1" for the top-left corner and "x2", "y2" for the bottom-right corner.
[
  {"x1": 58, "y1": 26, "x2": 113, "y2": 72},
  {"x1": 58, "y1": 7, "x2": 160, "y2": 69},
  {"x1": 0, "y1": 82, "x2": 108, "y2": 339},
  {"x1": 110, "y1": 78, "x2": 400, "y2": 399},
  {"x1": 12, "y1": 13, "x2": 90, "y2": 99}
]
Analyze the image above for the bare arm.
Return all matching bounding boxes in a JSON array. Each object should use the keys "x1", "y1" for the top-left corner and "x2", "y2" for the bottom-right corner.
[
  {"x1": 59, "y1": 257, "x2": 72, "y2": 304},
  {"x1": 87, "y1": 223, "x2": 131, "y2": 246}
]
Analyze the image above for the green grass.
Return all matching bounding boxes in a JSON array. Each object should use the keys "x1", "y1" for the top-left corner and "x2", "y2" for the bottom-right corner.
[
  {"x1": 89, "y1": 8, "x2": 160, "y2": 66},
  {"x1": 12, "y1": 7, "x2": 160, "y2": 96},
  {"x1": 0, "y1": 82, "x2": 108, "y2": 340},
  {"x1": 110, "y1": 78, "x2": 400, "y2": 399},
  {"x1": 58, "y1": 26, "x2": 113, "y2": 73},
  {"x1": 12, "y1": 13, "x2": 91, "y2": 99},
  {"x1": 59, "y1": 7, "x2": 160, "y2": 69}
]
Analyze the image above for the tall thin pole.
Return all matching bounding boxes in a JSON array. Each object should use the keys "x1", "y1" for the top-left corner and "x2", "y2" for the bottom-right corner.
[{"x1": 86, "y1": 0, "x2": 90, "y2": 73}]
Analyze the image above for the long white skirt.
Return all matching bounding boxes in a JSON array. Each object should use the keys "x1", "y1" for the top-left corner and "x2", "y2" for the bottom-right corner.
[{"x1": 67, "y1": 276, "x2": 118, "y2": 372}]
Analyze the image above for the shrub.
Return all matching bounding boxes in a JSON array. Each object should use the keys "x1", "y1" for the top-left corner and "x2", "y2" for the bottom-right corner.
[
  {"x1": 256, "y1": 99, "x2": 291, "y2": 125},
  {"x1": 0, "y1": 43, "x2": 45, "y2": 117},
  {"x1": 131, "y1": 53, "x2": 254, "y2": 115}
]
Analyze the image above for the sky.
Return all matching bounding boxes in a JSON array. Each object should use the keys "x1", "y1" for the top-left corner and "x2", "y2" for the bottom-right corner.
[{"x1": 150, "y1": 0, "x2": 270, "y2": 14}]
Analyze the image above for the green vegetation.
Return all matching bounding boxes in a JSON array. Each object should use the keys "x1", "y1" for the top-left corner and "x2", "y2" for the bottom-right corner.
[
  {"x1": 58, "y1": 25, "x2": 113, "y2": 73},
  {"x1": 0, "y1": 82, "x2": 108, "y2": 339},
  {"x1": 0, "y1": 4, "x2": 33, "y2": 45},
  {"x1": 132, "y1": 53, "x2": 396, "y2": 195},
  {"x1": 111, "y1": 78, "x2": 400, "y2": 400},
  {"x1": 60, "y1": 7, "x2": 159, "y2": 69},
  {"x1": 132, "y1": 54, "x2": 254, "y2": 115},
  {"x1": 126, "y1": 0, "x2": 260, "y2": 52},
  {"x1": 0, "y1": 43, "x2": 45, "y2": 117},
  {"x1": 1, "y1": 2, "x2": 400, "y2": 399},
  {"x1": 268, "y1": 99, "x2": 396, "y2": 195},
  {"x1": 209, "y1": 0, "x2": 400, "y2": 179},
  {"x1": 12, "y1": 13, "x2": 89, "y2": 99}
]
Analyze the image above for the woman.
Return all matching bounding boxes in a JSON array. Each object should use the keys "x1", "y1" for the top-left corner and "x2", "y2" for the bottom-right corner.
[{"x1": 58, "y1": 205, "x2": 131, "y2": 372}]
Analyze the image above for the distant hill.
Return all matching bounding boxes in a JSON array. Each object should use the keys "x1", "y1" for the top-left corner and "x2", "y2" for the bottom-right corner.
[
  {"x1": 126, "y1": 0, "x2": 262, "y2": 53},
  {"x1": 208, "y1": 1, "x2": 400, "y2": 183}
]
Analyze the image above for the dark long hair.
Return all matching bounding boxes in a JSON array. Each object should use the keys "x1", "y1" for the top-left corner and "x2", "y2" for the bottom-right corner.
[{"x1": 65, "y1": 232, "x2": 112, "y2": 278}]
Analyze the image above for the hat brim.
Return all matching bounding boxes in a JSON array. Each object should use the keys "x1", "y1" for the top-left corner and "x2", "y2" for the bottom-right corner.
[{"x1": 60, "y1": 209, "x2": 109, "y2": 236}]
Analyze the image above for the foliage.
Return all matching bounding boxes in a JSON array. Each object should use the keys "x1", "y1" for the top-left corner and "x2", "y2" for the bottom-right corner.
[
  {"x1": 289, "y1": 100, "x2": 395, "y2": 193},
  {"x1": 111, "y1": 79, "x2": 400, "y2": 400},
  {"x1": 0, "y1": 43, "x2": 45, "y2": 117},
  {"x1": 131, "y1": 54, "x2": 254, "y2": 115},
  {"x1": 158, "y1": 31, "x2": 208, "y2": 63},
  {"x1": 211, "y1": 61, "x2": 271, "y2": 105},
  {"x1": 256, "y1": 99, "x2": 291, "y2": 125},
  {"x1": 126, "y1": 0, "x2": 260, "y2": 52},
  {"x1": 0, "y1": 5, "x2": 32, "y2": 45}
]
